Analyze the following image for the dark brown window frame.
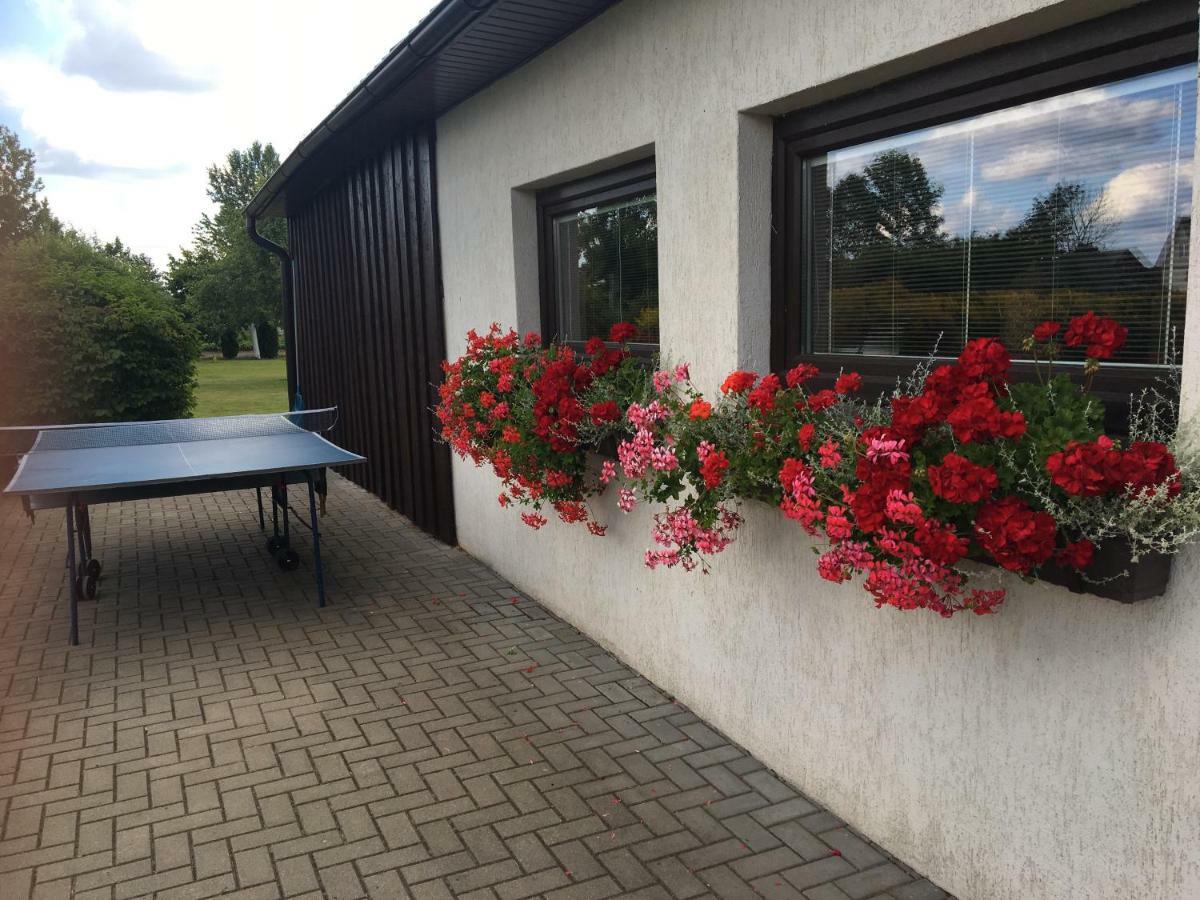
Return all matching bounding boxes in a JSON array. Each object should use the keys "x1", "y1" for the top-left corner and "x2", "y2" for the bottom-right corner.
[
  {"x1": 537, "y1": 157, "x2": 658, "y2": 355},
  {"x1": 771, "y1": 0, "x2": 1198, "y2": 426}
]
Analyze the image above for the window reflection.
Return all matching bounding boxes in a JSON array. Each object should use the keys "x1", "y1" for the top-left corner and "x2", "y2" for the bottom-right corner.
[{"x1": 804, "y1": 64, "x2": 1196, "y2": 366}]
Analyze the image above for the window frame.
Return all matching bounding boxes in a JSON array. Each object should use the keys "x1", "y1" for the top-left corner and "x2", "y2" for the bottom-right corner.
[
  {"x1": 537, "y1": 157, "x2": 658, "y2": 356},
  {"x1": 771, "y1": 0, "x2": 1198, "y2": 424}
]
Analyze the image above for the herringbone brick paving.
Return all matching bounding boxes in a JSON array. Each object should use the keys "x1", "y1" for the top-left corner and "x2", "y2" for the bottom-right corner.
[{"x1": 0, "y1": 475, "x2": 950, "y2": 899}]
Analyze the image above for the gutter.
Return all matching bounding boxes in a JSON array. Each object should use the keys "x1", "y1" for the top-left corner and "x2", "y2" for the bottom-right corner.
[{"x1": 245, "y1": 214, "x2": 298, "y2": 406}]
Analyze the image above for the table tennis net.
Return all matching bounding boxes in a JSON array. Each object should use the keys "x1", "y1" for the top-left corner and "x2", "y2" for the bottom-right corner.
[{"x1": 0, "y1": 408, "x2": 338, "y2": 455}]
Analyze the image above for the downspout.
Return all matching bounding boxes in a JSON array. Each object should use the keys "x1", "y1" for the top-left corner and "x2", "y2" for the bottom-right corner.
[{"x1": 246, "y1": 214, "x2": 299, "y2": 406}]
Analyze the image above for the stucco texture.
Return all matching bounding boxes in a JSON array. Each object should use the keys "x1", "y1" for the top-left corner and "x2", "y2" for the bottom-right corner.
[{"x1": 434, "y1": 1, "x2": 1200, "y2": 897}]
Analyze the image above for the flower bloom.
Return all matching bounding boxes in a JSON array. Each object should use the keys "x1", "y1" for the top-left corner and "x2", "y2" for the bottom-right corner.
[
  {"x1": 945, "y1": 386, "x2": 1026, "y2": 443},
  {"x1": 1055, "y1": 539, "x2": 1095, "y2": 570},
  {"x1": 599, "y1": 460, "x2": 617, "y2": 484},
  {"x1": 818, "y1": 439, "x2": 842, "y2": 469},
  {"x1": 589, "y1": 401, "x2": 621, "y2": 425},
  {"x1": 957, "y1": 337, "x2": 1011, "y2": 381},
  {"x1": 927, "y1": 453, "x2": 999, "y2": 504},
  {"x1": 974, "y1": 496, "x2": 1056, "y2": 572},
  {"x1": 805, "y1": 389, "x2": 837, "y2": 412},
  {"x1": 824, "y1": 506, "x2": 854, "y2": 541},
  {"x1": 786, "y1": 363, "x2": 819, "y2": 388},
  {"x1": 502, "y1": 425, "x2": 522, "y2": 444},
  {"x1": 721, "y1": 370, "x2": 757, "y2": 394},
  {"x1": 617, "y1": 488, "x2": 637, "y2": 512},
  {"x1": 1064, "y1": 311, "x2": 1127, "y2": 360},
  {"x1": 689, "y1": 399, "x2": 712, "y2": 420},
  {"x1": 834, "y1": 372, "x2": 862, "y2": 394},
  {"x1": 747, "y1": 374, "x2": 781, "y2": 411},
  {"x1": 884, "y1": 490, "x2": 924, "y2": 527},
  {"x1": 674, "y1": 363, "x2": 691, "y2": 382},
  {"x1": 653, "y1": 370, "x2": 672, "y2": 393},
  {"x1": 650, "y1": 445, "x2": 679, "y2": 471},
  {"x1": 584, "y1": 336, "x2": 606, "y2": 355},
  {"x1": 797, "y1": 423, "x2": 815, "y2": 450},
  {"x1": 520, "y1": 512, "x2": 548, "y2": 530},
  {"x1": 866, "y1": 437, "x2": 908, "y2": 466},
  {"x1": 609, "y1": 322, "x2": 637, "y2": 343},
  {"x1": 1033, "y1": 321, "x2": 1061, "y2": 342},
  {"x1": 700, "y1": 448, "x2": 724, "y2": 489}
]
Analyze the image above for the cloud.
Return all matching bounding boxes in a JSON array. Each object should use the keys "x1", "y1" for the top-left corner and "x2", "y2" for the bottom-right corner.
[
  {"x1": 0, "y1": 0, "x2": 439, "y2": 266},
  {"x1": 60, "y1": 3, "x2": 214, "y2": 92},
  {"x1": 35, "y1": 143, "x2": 186, "y2": 179},
  {"x1": 979, "y1": 146, "x2": 1058, "y2": 181},
  {"x1": 1104, "y1": 159, "x2": 1192, "y2": 223}
]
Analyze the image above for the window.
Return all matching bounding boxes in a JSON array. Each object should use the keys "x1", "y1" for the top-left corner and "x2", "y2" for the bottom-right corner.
[
  {"x1": 538, "y1": 159, "x2": 658, "y2": 350},
  {"x1": 773, "y1": 1, "x2": 1198, "y2": 410}
]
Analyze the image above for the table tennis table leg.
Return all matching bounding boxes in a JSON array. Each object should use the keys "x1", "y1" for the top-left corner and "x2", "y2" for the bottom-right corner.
[
  {"x1": 65, "y1": 501, "x2": 79, "y2": 646},
  {"x1": 256, "y1": 488, "x2": 265, "y2": 531},
  {"x1": 306, "y1": 472, "x2": 326, "y2": 608}
]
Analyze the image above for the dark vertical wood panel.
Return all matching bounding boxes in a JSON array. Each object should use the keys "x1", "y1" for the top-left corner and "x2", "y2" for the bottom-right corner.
[{"x1": 285, "y1": 123, "x2": 456, "y2": 545}]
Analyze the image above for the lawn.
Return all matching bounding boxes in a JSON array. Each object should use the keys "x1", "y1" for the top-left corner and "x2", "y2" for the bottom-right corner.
[{"x1": 193, "y1": 357, "x2": 288, "y2": 417}]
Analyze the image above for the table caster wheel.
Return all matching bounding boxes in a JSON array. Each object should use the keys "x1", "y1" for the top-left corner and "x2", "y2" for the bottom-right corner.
[
  {"x1": 276, "y1": 549, "x2": 300, "y2": 571},
  {"x1": 84, "y1": 574, "x2": 98, "y2": 600},
  {"x1": 267, "y1": 535, "x2": 285, "y2": 553},
  {"x1": 74, "y1": 574, "x2": 96, "y2": 601},
  {"x1": 87, "y1": 559, "x2": 102, "y2": 578}
]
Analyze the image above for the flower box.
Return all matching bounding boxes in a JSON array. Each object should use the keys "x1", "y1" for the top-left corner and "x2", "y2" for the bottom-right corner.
[{"x1": 1034, "y1": 538, "x2": 1173, "y2": 603}]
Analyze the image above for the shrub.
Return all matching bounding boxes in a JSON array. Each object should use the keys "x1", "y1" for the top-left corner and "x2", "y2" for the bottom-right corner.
[
  {"x1": 219, "y1": 330, "x2": 239, "y2": 359},
  {"x1": 256, "y1": 321, "x2": 279, "y2": 359},
  {"x1": 0, "y1": 231, "x2": 199, "y2": 425}
]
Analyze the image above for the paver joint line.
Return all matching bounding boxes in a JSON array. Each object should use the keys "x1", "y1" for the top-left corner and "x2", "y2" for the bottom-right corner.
[{"x1": 0, "y1": 477, "x2": 951, "y2": 899}]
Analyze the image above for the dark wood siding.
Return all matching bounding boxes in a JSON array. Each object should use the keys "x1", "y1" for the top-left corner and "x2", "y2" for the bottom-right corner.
[{"x1": 288, "y1": 124, "x2": 456, "y2": 545}]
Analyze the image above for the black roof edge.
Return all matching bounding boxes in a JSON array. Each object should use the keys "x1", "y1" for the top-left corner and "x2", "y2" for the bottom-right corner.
[{"x1": 247, "y1": 0, "x2": 618, "y2": 219}]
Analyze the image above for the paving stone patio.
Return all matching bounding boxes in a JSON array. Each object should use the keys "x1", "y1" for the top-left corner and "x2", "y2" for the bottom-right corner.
[{"x1": 0, "y1": 475, "x2": 950, "y2": 900}]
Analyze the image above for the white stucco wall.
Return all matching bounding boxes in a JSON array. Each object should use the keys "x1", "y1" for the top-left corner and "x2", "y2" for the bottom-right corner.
[{"x1": 434, "y1": 1, "x2": 1200, "y2": 897}]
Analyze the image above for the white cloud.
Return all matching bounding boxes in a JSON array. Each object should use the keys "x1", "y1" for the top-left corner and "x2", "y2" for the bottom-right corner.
[
  {"x1": 1, "y1": 0, "x2": 438, "y2": 267},
  {"x1": 1104, "y1": 159, "x2": 1192, "y2": 222}
]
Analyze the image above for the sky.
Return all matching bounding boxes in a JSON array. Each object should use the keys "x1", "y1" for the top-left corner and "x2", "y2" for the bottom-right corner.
[
  {"x1": 824, "y1": 63, "x2": 1197, "y2": 266},
  {"x1": 0, "y1": 0, "x2": 439, "y2": 267}
]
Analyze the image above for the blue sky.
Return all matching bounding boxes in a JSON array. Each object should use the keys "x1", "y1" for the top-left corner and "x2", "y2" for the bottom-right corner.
[
  {"x1": 825, "y1": 64, "x2": 1197, "y2": 266},
  {"x1": 0, "y1": 0, "x2": 437, "y2": 266}
]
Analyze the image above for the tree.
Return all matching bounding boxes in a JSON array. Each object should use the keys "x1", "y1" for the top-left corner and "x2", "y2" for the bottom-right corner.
[
  {"x1": 830, "y1": 149, "x2": 946, "y2": 259},
  {"x1": 0, "y1": 125, "x2": 58, "y2": 248},
  {"x1": 1008, "y1": 181, "x2": 1115, "y2": 254},
  {"x1": 168, "y1": 142, "x2": 285, "y2": 356},
  {"x1": 0, "y1": 230, "x2": 198, "y2": 425}
]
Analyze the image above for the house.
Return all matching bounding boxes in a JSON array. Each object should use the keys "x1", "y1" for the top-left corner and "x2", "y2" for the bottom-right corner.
[{"x1": 247, "y1": 2, "x2": 1200, "y2": 897}]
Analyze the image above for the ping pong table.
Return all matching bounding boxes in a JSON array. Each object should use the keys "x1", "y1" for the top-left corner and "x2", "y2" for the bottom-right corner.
[{"x1": 1, "y1": 408, "x2": 364, "y2": 645}]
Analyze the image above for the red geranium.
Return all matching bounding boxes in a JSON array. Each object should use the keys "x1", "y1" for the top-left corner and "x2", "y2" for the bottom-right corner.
[
  {"x1": 1055, "y1": 539, "x2": 1095, "y2": 570},
  {"x1": 797, "y1": 423, "x2": 815, "y2": 450},
  {"x1": 914, "y1": 520, "x2": 969, "y2": 566},
  {"x1": 689, "y1": 399, "x2": 712, "y2": 420},
  {"x1": 699, "y1": 449, "x2": 730, "y2": 489},
  {"x1": 1117, "y1": 441, "x2": 1180, "y2": 497},
  {"x1": 609, "y1": 322, "x2": 637, "y2": 343},
  {"x1": 1045, "y1": 437, "x2": 1120, "y2": 497},
  {"x1": 1033, "y1": 321, "x2": 1061, "y2": 342},
  {"x1": 748, "y1": 373, "x2": 782, "y2": 411},
  {"x1": 835, "y1": 372, "x2": 862, "y2": 394},
  {"x1": 975, "y1": 496, "x2": 1057, "y2": 572},
  {"x1": 957, "y1": 337, "x2": 1010, "y2": 382},
  {"x1": 721, "y1": 370, "x2": 757, "y2": 395},
  {"x1": 1064, "y1": 311, "x2": 1128, "y2": 360},
  {"x1": 589, "y1": 401, "x2": 621, "y2": 425},
  {"x1": 786, "y1": 363, "x2": 819, "y2": 388},
  {"x1": 945, "y1": 386, "x2": 1026, "y2": 443},
  {"x1": 807, "y1": 389, "x2": 838, "y2": 412},
  {"x1": 927, "y1": 453, "x2": 999, "y2": 504}
]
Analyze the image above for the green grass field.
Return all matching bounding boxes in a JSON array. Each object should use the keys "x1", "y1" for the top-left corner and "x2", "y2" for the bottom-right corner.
[{"x1": 193, "y1": 357, "x2": 288, "y2": 418}]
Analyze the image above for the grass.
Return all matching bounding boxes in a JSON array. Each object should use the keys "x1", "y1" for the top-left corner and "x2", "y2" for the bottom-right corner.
[{"x1": 193, "y1": 357, "x2": 288, "y2": 418}]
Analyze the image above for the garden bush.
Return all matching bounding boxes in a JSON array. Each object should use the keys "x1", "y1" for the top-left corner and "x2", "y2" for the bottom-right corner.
[
  {"x1": 256, "y1": 321, "x2": 279, "y2": 359},
  {"x1": 0, "y1": 231, "x2": 199, "y2": 425}
]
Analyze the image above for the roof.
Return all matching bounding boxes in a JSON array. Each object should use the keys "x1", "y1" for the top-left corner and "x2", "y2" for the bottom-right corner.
[{"x1": 247, "y1": 0, "x2": 620, "y2": 219}]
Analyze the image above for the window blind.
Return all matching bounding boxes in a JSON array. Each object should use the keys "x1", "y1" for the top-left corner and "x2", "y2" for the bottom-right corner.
[
  {"x1": 803, "y1": 63, "x2": 1196, "y2": 366},
  {"x1": 552, "y1": 193, "x2": 658, "y2": 344}
]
